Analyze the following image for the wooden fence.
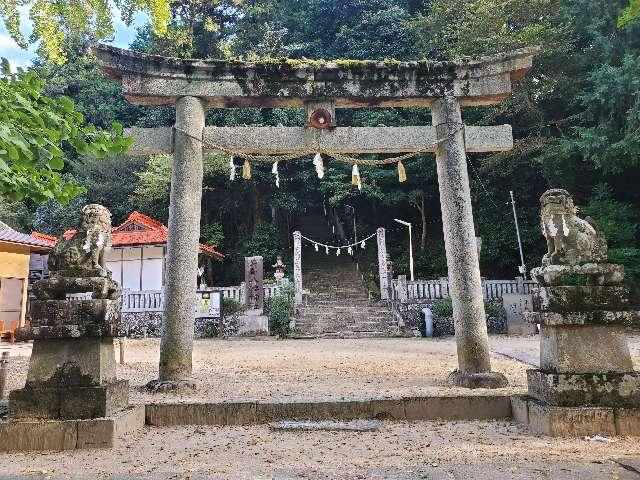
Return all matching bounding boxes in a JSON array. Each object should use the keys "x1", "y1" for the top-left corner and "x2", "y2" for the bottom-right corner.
[{"x1": 391, "y1": 277, "x2": 537, "y2": 302}]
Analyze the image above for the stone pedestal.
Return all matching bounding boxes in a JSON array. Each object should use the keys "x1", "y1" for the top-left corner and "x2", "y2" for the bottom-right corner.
[
  {"x1": 4, "y1": 297, "x2": 142, "y2": 450},
  {"x1": 236, "y1": 309, "x2": 269, "y2": 336},
  {"x1": 518, "y1": 263, "x2": 640, "y2": 436},
  {"x1": 9, "y1": 337, "x2": 128, "y2": 420}
]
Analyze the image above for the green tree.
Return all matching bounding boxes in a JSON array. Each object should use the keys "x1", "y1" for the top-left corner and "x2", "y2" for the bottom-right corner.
[
  {"x1": 0, "y1": 63, "x2": 131, "y2": 204},
  {"x1": 619, "y1": 0, "x2": 640, "y2": 27},
  {"x1": 0, "y1": 0, "x2": 173, "y2": 64}
]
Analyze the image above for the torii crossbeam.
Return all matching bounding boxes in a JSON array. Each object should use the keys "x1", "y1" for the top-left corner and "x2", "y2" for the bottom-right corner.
[{"x1": 94, "y1": 44, "x2": 539, "y2": 390}]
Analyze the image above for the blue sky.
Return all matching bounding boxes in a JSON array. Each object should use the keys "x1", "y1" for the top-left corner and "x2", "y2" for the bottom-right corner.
[{"x1": 0, "y1": 6, "x2": 147, "y2": 70}]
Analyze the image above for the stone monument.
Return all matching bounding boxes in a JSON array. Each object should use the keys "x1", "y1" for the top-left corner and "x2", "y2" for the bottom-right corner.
[
  {"x1": 513, "y1": 189, "x2": 640, "y2": 436},
  {"x1": 237, "y1": 256, "x2": 268, "y2": 335},
  {"x1": 502, "y1": 292, "x2": 535, "y2": 335},
  {"x1": 245, "y1": 256, "x2": 265, "y2": 310},
  {"x1": 1, "y1": 205, "x2": 144, "y2": 451}
]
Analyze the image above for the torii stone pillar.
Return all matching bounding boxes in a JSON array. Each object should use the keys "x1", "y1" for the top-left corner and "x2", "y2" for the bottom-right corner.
[
  {"x1": 432, "y1": 96, "x2": 507, "y2": 388},
  {"x1": 377, "y1": 228, "x2": 389, "y2": 301},
  {"x1": 156, "y1": 96, "x2": 205, "y2": 389},
  {"x1": 293, "y1": 231, "x2": 302, "y2": 305}
]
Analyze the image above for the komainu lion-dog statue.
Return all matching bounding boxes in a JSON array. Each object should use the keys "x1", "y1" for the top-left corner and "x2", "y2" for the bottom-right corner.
[
  {"x1": 532, "y1": 189, "x2": 622, "y2": 286},
  {"x1": 33, "y1": 204, "x2": 121, "y2": 300},
  {"x1": 540, "y1": 188, "x2": 607, "y2": 267}
]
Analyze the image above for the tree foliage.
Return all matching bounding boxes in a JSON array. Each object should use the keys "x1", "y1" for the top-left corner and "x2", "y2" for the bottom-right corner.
[
  {"x1": 3, "y1": 0, "x2": 640, "y2": 288},
  {"x1": 619, "y1": 0, "x2": 640, "y2": 27},
  {"x1": 0, "y1": 62, "x2": 131, "y2": 203},
  {"x1": 0, "y1": 0, "x2": 175, "y2": 64}
]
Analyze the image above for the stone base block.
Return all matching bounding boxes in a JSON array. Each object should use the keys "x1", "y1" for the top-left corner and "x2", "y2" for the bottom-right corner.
[
  {"x1": 448, "y1": 370, "x2": 509, "y2": 389},
  {"x1": 533, "y1": 286, "x2": 629, "y2": 313},
  {"x1": 9, "y1": 379, "x2": 129, "y2": 420},
  {"x1": 616, "y1": 408, "x2": 640, "y2": 436},
  {"x1": 531, "y1": 263, "x2": 624, "y2": 287},
  {"x1": 512, "y1": 395, "x2": 640, "y2": 437},
  {"x1": 510, "y1": 395, "x2": 529, "y2": 425},
  {"x1": 20, "y1": 299, "x2": 123, "y2": 339},
  {"x1": 527, "y1": 369, "x2": 640, "y2": 408},
  {"x1": 526, "y1": 310, "x2": 640, "y2": 327},
  {"x1": 0, "y1": 405, "x2": 144, "y2": 452},
  {"x1": 236, "y1": 310, "x2": 269, "y2": 336},
  {"x1": 528, "y1": 397, "x2": 616, "y2": 436},
  {"x1": 540, "y1": 325, "x2": 633, "y2": 373}
]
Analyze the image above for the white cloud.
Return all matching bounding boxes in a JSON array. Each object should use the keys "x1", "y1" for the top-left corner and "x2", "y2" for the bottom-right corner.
[{"x1": 0, "y1": 33, "x2": 21, "y2": 50}]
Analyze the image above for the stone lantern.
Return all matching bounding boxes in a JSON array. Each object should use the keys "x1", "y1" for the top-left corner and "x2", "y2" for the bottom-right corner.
[{"x1": 273, "y1": 256, "x2": 286, "y2": 283}]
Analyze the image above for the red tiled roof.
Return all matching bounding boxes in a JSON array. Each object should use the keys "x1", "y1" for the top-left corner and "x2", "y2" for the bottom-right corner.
[
  {"x1": 0, "y1": 228, "x2": 52, "y2": 250},
  {"x1": 38, "y1": 211, "x2": 223, "y2": 260},
  {"x1": 31, "y1": 232, "x2": 57, "y2": 246}
]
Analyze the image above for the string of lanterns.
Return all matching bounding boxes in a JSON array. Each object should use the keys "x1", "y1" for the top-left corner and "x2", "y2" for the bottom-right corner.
[
  {"x1": 299, "y1": 232, "x2": 377, "y2": 256},
  {"x1": 173, "y1": 123, "x2": 464, "y2": 190}
]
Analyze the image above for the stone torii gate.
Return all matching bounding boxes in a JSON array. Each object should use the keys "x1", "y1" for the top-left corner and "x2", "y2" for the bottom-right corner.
[{"x1": 94, "y1": 44, "x2": 538, "y2": 390}]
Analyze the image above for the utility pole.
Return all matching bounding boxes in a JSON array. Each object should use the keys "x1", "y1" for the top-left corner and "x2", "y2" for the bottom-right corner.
[{"x1": 509, "y1": 190, "x2": 527, "y2": 279}]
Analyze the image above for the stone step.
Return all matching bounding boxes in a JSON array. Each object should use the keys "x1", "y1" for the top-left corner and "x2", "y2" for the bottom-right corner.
[{"x1": 290, "y1": 331, "x2": 404, "y2": 339}]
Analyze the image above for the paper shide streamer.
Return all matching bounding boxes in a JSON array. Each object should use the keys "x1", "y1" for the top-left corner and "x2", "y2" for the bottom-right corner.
[
  {"x1": 351, "y1": 164, "x2": 362, "y2": 190},
  {"x1": 313, "y1": 153, "x2": 325, "y2": 179},
  {"x1": 272, "y1": 161, "x2": 280, "y2": 188},
  {"x1": 229, "y1": 156, "x2": 236, "y2": 181}
]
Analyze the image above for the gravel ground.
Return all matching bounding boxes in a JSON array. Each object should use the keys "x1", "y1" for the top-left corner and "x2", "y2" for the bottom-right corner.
[
  {"x1": 3, "y1": 336, "x2": 640, "y2": 479},
  {"x1": 3, "y1": 335, "x2": 640, "y2": 405},
  {"x1": 2, "y1": 420, "x2": 640, "y2": 479}
]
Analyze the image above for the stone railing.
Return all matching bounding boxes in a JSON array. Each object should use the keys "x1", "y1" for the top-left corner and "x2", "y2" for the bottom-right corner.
[
  {"x1": 65, "y1": 283, "x2": 284, "y2": 313},
  {"x1": 391, "y1": 276, "x2": 538, "y2": 302},
  {"x1": 121, "y1": 283, "x2": 285, "y2": 312}
]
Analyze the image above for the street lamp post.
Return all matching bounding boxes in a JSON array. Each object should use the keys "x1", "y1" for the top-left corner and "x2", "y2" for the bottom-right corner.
[
  {"x1": 509, "y1": 190, "x2": 527, "y2": 279},
  {"x1": 394, "y1": 218, "x2": 414, "y2": 281}
]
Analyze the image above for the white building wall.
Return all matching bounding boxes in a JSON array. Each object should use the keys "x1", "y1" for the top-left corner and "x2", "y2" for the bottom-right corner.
[{"x1": 105, "y1": 246, "x2": 165, "y2": 291}]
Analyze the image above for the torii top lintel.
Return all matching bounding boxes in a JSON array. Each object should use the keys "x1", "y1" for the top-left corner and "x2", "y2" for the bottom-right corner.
[{"x1": 93, "y1": 44, "x2": 539, "y2": 109}]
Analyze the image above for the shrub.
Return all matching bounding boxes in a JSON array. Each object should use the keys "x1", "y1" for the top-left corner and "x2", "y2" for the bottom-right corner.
[
  {"x1": 265, "y1": 283, "x2": 295, "y2": 337},
  {"x1": 430, "y1": 298, "x2": 506, "y2": 320},
  {"x1": 223, "y1": 297, "x2": 244, "y2": 315},
  {"x1": 431, "y1": 297, "x2": 453, "y2": 317},
  {"x1": 484, "y1": 301, "x2": 506, "y2": 320}
]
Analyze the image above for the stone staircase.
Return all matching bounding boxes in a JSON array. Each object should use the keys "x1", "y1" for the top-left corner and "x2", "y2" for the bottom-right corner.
[{"x1": 291, "y1": 215, "x2": 403, "y2": 338}]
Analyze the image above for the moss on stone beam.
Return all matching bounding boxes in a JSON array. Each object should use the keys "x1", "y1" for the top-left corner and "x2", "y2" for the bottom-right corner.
[{"x1": 94, "y1": 44, "x2": 540, "y2": 108}]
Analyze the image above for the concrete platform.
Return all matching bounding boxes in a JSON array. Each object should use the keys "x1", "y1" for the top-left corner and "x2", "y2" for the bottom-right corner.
[
  {"x1": 511, "y1": 395, "x2": 640, "y2": 437},
  {"x1": 145, "y1": 394, "x2": 512, "y2": 426},
  {"x1": 0, "y1": 405, "x2": 145, "y2": 452}
]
